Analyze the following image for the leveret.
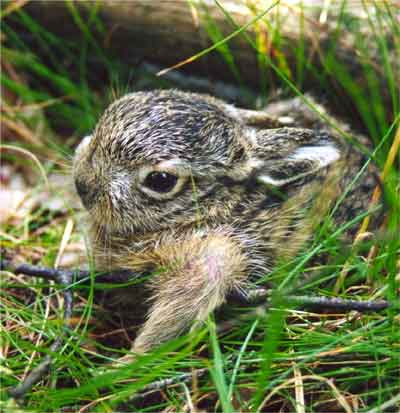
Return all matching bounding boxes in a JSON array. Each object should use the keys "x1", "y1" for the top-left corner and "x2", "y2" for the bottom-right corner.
[{"x1": 73, "y1": 90, "x2": 377, "y2": 357}]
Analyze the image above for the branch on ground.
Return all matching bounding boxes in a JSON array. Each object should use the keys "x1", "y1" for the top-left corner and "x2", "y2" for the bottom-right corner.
[{"x1": 1, "y1": 258, "x2": 394, "y2": 401}]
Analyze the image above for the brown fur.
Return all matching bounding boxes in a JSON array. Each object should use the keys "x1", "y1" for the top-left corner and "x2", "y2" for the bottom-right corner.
[{"x1": 73, "y1": 90, "x2": 378, "y2": 359}]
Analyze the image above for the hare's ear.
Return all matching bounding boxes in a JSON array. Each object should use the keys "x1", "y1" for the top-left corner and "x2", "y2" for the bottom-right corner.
[
  {"x1": 225, "y1": 105, "x2": 290, "y2": 128},
  {"x1": 251, "y1": 128, "x2": 341, "y2": 187}
]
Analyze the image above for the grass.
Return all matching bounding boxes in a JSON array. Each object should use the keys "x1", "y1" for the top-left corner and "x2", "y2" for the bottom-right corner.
[{"x1": 1, "y1": 1, "x2": 399, "y2": 412}]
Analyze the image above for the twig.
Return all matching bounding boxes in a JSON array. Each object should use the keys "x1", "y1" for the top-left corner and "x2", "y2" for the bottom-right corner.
[
  {"x1": 1, "y1": 259, "x2": 141, "y2": 399},
  {"x1": 3, "y1": 259, "x2": 392, "y2": 311},
  {"x1": 0, "y1": 259, "x2": 141, "y2": 284},
  {"x1": 1, "y1": 258, "x2": 393, "y2": 400},
  {"x1": 284, "y1": 294, "x2": 389, "y2": 311},
  {"x1": 6, "y1": 265, "x2": 73, "y2": 399},
  {"x1": 230, "y1": 288, "x2": 391, "y2": 312},
  {"x1": 127, "y1": 368, "x2": 208, "y2": 404},
  {"x1": 365, "y1": 392, "x2": 400, "y2": 413}
]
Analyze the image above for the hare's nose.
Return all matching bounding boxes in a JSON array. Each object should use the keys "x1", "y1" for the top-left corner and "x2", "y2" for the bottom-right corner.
[{"x1": 75, "y1": 179, "x2": 97, "y2": 210}]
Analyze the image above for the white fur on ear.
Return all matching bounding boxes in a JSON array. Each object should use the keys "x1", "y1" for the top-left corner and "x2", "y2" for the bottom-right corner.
[
  {"x1": 256, "y1": 143, "x2": 340, "y2": 187},
  {"x1": 290, "y1": 144, "x2": 340, "y2": 167},
  {"x1": 256, "y1": 174, "x2": 294, "y2": 186}
]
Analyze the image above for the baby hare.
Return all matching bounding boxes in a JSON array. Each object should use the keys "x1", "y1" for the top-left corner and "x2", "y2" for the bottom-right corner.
[{"x1": 73, "y1": 90, "x2": 377, "y2": 356}]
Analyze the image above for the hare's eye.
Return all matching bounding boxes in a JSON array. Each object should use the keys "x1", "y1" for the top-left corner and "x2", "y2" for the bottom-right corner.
[{"x1": 143, "y1": 171, "x2": 178, "y2": 193}]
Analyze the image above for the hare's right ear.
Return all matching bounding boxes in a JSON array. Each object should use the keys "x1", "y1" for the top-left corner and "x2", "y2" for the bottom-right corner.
[{"x1": 248, "y1": 128, "x2": 341, "y2": 187}]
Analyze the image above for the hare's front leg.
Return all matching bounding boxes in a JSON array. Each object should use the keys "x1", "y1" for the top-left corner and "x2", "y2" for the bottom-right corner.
[{"x1": 125, "y1": 230, "x2": 248, "y2": 359}]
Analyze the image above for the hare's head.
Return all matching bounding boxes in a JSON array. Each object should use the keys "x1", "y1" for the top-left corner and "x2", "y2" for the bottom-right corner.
[{"x1": 73, "y1": 90, "x2": 341, "y2": 237}]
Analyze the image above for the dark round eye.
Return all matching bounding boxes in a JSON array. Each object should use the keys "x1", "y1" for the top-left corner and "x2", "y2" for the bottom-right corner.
[{"x1": 143, "y1": 171, "x2": 178, "y2": 193}]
